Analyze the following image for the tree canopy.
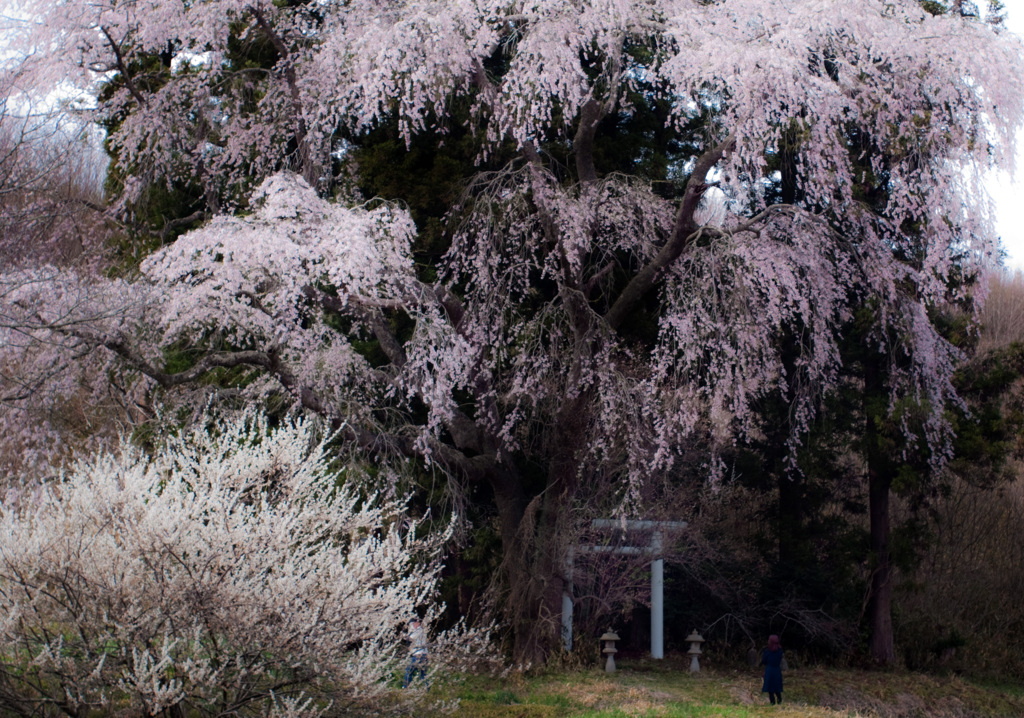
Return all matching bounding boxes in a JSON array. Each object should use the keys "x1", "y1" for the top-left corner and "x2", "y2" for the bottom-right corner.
[{"x1": 2, "y1": 0, "x2": 1023, "y2": 661}]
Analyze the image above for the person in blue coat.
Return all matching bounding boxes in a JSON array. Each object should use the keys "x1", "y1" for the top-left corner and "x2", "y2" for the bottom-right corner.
[{"x1": 760, "y1": 634, "x2": 784, "y2": 704}]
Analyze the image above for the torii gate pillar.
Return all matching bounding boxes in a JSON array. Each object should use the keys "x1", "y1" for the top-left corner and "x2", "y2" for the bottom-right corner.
[{"x1": 651, "y1": 531, "x2": 664, "y2": 659}]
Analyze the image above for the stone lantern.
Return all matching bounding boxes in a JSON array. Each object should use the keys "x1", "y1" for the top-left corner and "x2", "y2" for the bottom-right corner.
[
  {"x1": 685, "y1": 629, "x2": 704, "y2": 673},
  {"x1": 599, "y1": 629, "x2": 620, "y2": 673}
]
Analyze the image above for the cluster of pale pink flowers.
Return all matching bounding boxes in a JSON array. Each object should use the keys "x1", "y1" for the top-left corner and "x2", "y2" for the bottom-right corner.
[
  {"x1": 1, "y1": 0, "x2": 1020, "y2": 500},
  {"x1": 0, "y1": 412, "x2": 496, "y2": 717}
]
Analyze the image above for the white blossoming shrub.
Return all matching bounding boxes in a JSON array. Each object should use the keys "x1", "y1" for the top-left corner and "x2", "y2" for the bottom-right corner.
[{"x1": 0, "y1": 413, "x2": 494, "y2": 717}]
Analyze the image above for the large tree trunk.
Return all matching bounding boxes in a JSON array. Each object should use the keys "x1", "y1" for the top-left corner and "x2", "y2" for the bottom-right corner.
[
  {"x1": 488, "y1": 392, "x2": 590, "y2": 665},
  {"x1": 490, "y1": 496, "x2": 574, "y2": 664},
  {"x1": 486, "y1": 452, "x2": 571, "y2": 665},
  {"x1": 867, "y1": 463, "x2": 895, "y2": 664},
  {"x1": 864, "y1": 355, "x2": 896, "y2": 665},
  {"x1": 509, "y1": 490, "x2": 571, "y2": 664},
  {"x1": 778, "y1": 471, "x2": 804, "y2": 569}
]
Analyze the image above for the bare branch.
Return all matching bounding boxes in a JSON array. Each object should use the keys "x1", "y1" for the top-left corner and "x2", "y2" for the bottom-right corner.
[{"x1": 99, "y1": 27, "x2": 148, "y2": 108}]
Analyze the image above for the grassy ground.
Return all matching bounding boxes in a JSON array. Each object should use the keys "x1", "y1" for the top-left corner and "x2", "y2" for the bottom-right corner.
[{"x1": 421, "y1": 654, "x2": 1024, "y2": 718}]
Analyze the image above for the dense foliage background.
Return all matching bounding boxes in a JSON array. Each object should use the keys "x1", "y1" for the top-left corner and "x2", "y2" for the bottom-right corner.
[{"x1": 2, "y1": 6, "x2": 1024, "y2": 716}]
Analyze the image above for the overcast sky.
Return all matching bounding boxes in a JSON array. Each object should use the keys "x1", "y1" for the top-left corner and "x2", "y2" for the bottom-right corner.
[{"x1": 992, "y1": 2, "x2": 1024, "y2": 268}]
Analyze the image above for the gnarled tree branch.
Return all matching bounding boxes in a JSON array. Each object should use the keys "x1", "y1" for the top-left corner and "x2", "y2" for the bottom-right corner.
[{"x1": 603, "y1": 131, "x2": 737, "y2": 331}]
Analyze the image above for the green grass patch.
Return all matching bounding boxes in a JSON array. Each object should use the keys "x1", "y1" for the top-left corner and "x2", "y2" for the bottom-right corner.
[{"x1": 415, "y1": 654, "x2": 1024, "y2": 718}]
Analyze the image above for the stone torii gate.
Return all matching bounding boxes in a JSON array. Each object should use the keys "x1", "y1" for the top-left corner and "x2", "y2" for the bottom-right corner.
[{"x1": 562, "y1": 519, "x2": 688, "y2": 658}]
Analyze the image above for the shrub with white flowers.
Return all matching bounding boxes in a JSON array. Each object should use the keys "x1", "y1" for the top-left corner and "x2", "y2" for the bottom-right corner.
[{"x1": 0, "y1": 413, "x2": 493, "y2": 717}]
